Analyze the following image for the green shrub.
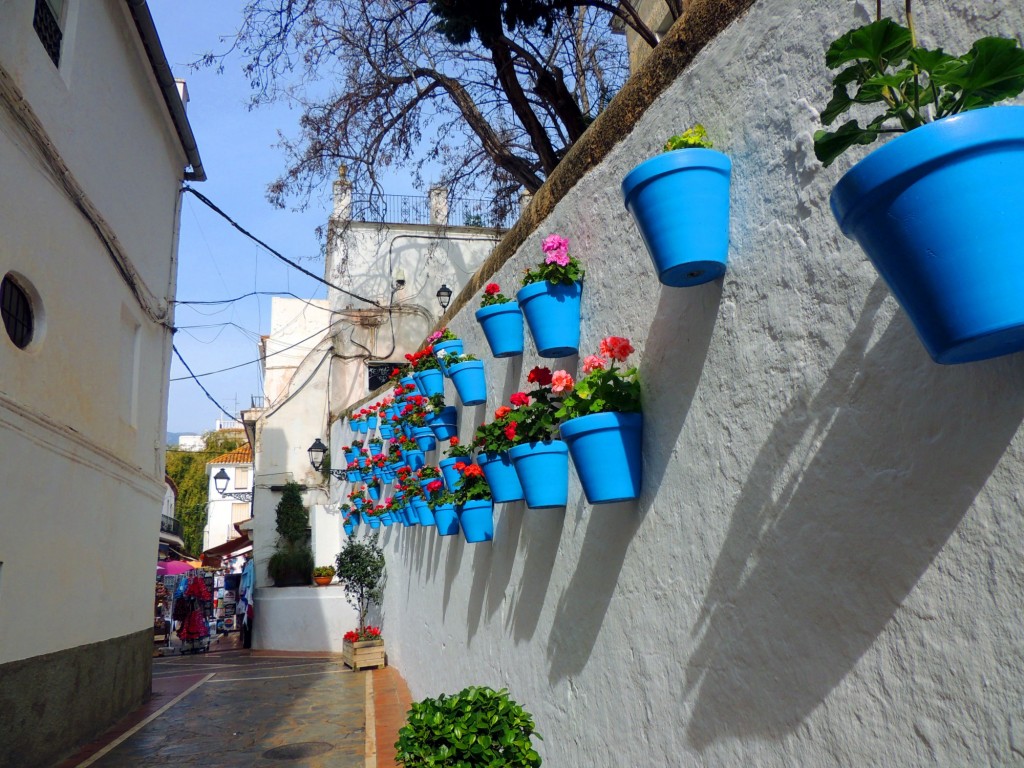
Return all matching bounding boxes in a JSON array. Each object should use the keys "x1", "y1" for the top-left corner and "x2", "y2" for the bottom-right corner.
[{"x1": 395, "y1": 686, "x2": 542, "y2": 767}]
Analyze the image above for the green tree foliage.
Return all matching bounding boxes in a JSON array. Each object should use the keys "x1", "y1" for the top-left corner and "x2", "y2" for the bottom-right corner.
[
  {"x1": 335, "y1": 533, "x2": 386, "y2": 630},
  {"x1": 164, "y1": 431, "x2": 243, "y2": 556},
  {"x1": 275, "y1": 481, "x2": 309, "y2": 544}
]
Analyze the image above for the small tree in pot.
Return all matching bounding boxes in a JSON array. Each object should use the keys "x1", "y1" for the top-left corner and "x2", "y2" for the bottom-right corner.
[
  {"x1": 336, "y1": 532, "x2": 387, "y2": 669},
  {"x1": 267, "y1": 481, "x2": 314, "y2": 586}
]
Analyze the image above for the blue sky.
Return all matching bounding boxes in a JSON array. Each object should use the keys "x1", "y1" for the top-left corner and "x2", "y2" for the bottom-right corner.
[{"x1": 151, "y1": 2, "x2": 417, "y2": 435}]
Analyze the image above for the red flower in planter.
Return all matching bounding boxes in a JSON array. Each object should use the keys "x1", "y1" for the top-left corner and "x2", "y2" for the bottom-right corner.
[
  {"x1": 527, "y1": 366, "x2": 552, "y2": 385},
  {"x1": 485, "y1": 283, "x2": 500, "y2": 295},
  {"x1": 427, "y1": 479, "x2": 443, "y2": 493},
  {"x1": 509, "y1": 392, "x2": 530, "y2": 407}
]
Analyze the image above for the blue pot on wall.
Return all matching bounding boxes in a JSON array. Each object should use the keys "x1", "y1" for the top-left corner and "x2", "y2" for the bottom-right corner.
[
  {"x1": 448, "y1": 360, "x2": 487, "y2": 406},
  {"x1": 367, "y1": 416, "x2": 379, "y2": 430},
  {"x1": 417, "y1": 368, "x2": 445, "y2": 397},
  {"x1": 367, "y1": 516, "x2": 381, "y2": 529},
  {"x1": 458, "y1": 499, "x2": 494, "y2": 543},
  {"x1": 621, "y1": 147, "x2": 731, "y2": 287},
  {"x1": 343, "y1": 521, "x2": 355, "y2": 537},
  {"x1": 475, "y1": 302, "x2": 524, "y2": 358},
  {"x1": 346, "y1": 469, "x2": 360, "y2": 483},
  {"x1": 412, "y1": 426, "x2": 437, "y2": 453},
  {"x1": 559, "y1": 411, "x2": 642, "y2": 503},
  {"x1": 478, "y1": 451, "x2": 524, "y2": 503},
  {"x1": 405, "y1": 449, "x2": 426, "y2": 471},
  {"x1": 400, "y1": 375, "x2": 420, "y2": 396},
  {"x1": 432, "y1": 503, "x2": 461, "y2": 536},
  {"x1": 508, "y1": 439, "x2": 569, "y2": 509},
  {"x1": 379, "y1": 423, "x2": 394, "y2": 440},
  {"x1": 368, "y1": 442, "x2": 384, "y2": 456},
  {"x1": 433, "y1": 339, "x2": 464, "y2": 375},
  {"x1": 830, "y1": 106, "x2": 1024, "y2": 364},
  {"x1": 411, "y1": 497, "x2": 436, "y2": 526},
  {"x1": 427, "y1": 406, "x2": 458, "y2": 441},
  {"x1": 344, "y1": 451, "x2": 357, "y2": 465},
  {"x1": 516, "y1": 281, "x2": 582, "y2": 358},
  {"x1": 439, "y1": 456, "x2": 473, "y2": 490},
  {"x1": 355, "y1": 419, "x2": 368, "y2": 434}
]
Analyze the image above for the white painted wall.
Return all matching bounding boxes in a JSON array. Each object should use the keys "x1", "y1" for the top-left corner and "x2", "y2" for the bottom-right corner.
[
  {"x1": 375, "y1": 1, "x2": 1024, "y2": 765},
  {"x1": 205, "y1": 457, "x2": 253, "y2": 552},
  {"x1": 253, "y1": 587, "x2": 359, "y2": 653},
  {"x1": 0, "y1": 2, "x2": 189, "y2": 662}
]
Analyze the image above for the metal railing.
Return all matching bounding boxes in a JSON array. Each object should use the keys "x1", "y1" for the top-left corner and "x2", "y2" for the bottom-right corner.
[
  {"x1": 349, "y1": 194, "x2": 516, "y2": 229},
  {"x1": 160, "y1": 514, "x2": 183, "y2": 538}
]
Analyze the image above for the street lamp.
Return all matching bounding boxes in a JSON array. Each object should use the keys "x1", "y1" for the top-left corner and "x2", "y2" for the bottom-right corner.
[
  {"x1": 307, "y1": 437, "x2": 346, "y2": 479},
  {"x1": 213, "y1": 468, "x2": 253, "y2": 502},
  {"x1": 436, "y1": 284, "x2": 453, "y2": 309}
]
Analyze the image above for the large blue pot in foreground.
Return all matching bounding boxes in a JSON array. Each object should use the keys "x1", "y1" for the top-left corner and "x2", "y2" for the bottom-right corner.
[
  {"x1": 509, "y1": 440, "x2": 568, "y2": 509},
  {"x1": 416, "y1": 369, "x2": 445, "y2": 397},
  {"x1": 448, "y1": 360, "x2": 487, "y2": 406},
  {"x1": 432, "y1": 503, "x2": 460, "y2": 536},
  {"x1": 478, "y1": 451, "x2": 524, "y2": 503},
  {"x1": 475, "y1": 302, "x2": 524, "y2": 358},
  {"x1": 830, "y1": 106, "x2": 1024, "y2": 364},
  {"x1": 621, "y1": 148, "x2": 731, "y2": 287},
  {"x1": 458, "y1": 499, "x2": 494, "y2": 543},
  {"x1": 559, "y1": 412, "x2": 642, "y2": 504},
  {"x1": 516, "y1": 281, "x2": 582, "y2": 358}
]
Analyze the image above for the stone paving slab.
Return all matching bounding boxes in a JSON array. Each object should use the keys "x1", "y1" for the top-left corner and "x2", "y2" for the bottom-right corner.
[{"x1": 79, "y1": 654, "x2": 366, "y2": 768}]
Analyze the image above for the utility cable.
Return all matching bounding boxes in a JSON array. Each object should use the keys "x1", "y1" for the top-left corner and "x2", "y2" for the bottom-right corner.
[
  {"x1": 182, "y1": 186, "x2": 383, "y2": 309},
  {"x1": 171, "y1": 344, "x2": 238, "y2": 422}
]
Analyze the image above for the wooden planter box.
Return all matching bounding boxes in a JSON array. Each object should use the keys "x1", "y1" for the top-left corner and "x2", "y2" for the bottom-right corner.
[{"x1": 342, "y1": 638, "x2": 385, "y2": 670}]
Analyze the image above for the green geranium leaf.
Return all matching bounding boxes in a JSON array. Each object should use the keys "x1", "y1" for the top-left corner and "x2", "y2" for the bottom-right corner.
[
  {"x1": 934, "y1": 36, "x2": 1024, "y2": 109},
  {"x1": 813, "y1": 120, "x2": 880, "y2": 166},
  {"x1": 825, "y1": 18, "x2": 912, "y2": 70}
]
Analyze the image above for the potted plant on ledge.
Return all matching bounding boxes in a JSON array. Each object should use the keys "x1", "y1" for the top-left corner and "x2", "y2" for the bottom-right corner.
[
  {"x1": 621, "y1": 124, "x2": 731, "y2": 287},
  {"x1": 336, "y1": 532, "x2": 386, "y2": 670},
  {"x1": 814, "y1": 2, "x2": 1024, "y2": 363},
  {"x1": 312, "y1": 565, "x2": 335, "y2": 586}
]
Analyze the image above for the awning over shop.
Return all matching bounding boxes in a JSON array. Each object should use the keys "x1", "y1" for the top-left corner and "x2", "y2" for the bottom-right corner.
[{"x1": 201, "y1": 534, "x2": 252, "y2": 568}]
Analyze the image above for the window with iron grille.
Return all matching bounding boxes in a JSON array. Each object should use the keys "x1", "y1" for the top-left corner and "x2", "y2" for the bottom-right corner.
[
  {"x1": 1, "y1": 275, "x2": 34, "y2": 350},
  {"x1": 33, "y1": 0, "x2": 64, "y2": 67}
]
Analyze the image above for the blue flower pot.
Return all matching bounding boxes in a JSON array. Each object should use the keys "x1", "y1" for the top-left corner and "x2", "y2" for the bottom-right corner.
[
  {"x1": 357, "y1": 420, "x2": 369, "y2": 434},
  {"x1": 367, "y1": 516, "x2": 381, "y2": 529},
  {"x1": 448, "y1": 360, "x2": 487, "y2": 406},
  {"x1": 419, "y1": 475, "x2": 445, "y2": 496},
  {"x1": 385, "y1": 406, "x2": 396, "y2": 423},
  {"x1": 830, "y1": 106, "x2": 1024, "y2": 363},
  {"x1": 350, "y1": 511, "x2": 362, "y2": 525},
  {"x1": 412, "y1": 426, "x2": 437, "y2": 453},
  {"x1": 379, "y1": 423, "x2": 394, "y2": 440},
  {"x1": 509, "y1": 439, "x2": 569, "y2": 509},
  {"x1": 417, "y1": 368, "x2": 445, "y2": 397},
  {"x1": 475, "y1": 302, "x2": 524, "y2": 358},
  {"x1": 439, "y1": 456, "x2": 473, "y2": 489},
  {"x1": 367, "y1": 485, "x2": 380, "y2": 502},
  {"x1": 433, "y1": 339, "x2": 464, "y2": 375},
  {"x1": 478, "y1": 451, "x2": 524, "y2": 503},
  {"x1": 621, "y1": 148, "x2": 731, "y2": 287},
  {"x1": 343, "y1": 522, "x2": 355, "y2": 537},
  {"x1": 381, "y1": 512, "x2": 393, "y2": 526},
  {"x1": 344, "y1": 451, "x2": 357, "y2": 465},
  {"x1": 368, "y1": 442, "x2": 384, "y2": 456},
  {"x1": 405, "y1": 449, "x2": 426, "y2": 471},
  {"x1": 411, "y1": 497, "x2": 435, "y2": 526},
  {"x1": 427, "y1": 406, "x2": 458, "y2": 441},
  {"x1": 399, "y1": 374, "x2": 418, "y2": 393},
  {"x1": 559, "y1": 412, "x2": 643, "y2": 503},
  {"x1": 367, "y1": 416, "x2": 379, "y2": 430},
  {"x1": 389, "y1": 460, "x2": 405, "y2": 475},
  {"x1": 459, "y1": 500, "x2": 494, "y2": 543},
  {"x1": 400, "y1": 506, "x2": 414, "y2": 527},
  {"x1": 346, "y1": 470, "x2": 360, "y2": 483},
  {"x1": 432, "y1": 503, "x2": 460, "y2": 536},
  {"x1": 516, "y1": 281, "x2": 582, "y2": 358}
]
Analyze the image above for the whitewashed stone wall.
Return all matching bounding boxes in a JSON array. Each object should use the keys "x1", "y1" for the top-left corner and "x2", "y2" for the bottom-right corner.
[{"x1": 376, "y1": 1, "x2": 1024, "y2": 765}]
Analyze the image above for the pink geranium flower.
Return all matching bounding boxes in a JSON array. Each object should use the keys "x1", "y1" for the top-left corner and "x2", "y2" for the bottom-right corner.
[
  {"x1": 550, "y1": 370, "x2": 575, "y2": 394},
  {"x1": 542, "y1": 234, "x2": 570, "y2": 267},
  {"x1": 599, "y1": 335, "x2": 635, "y2": 362},
  {"x1": 582, "y1": 354, "x2": 607, "y2": 374}
]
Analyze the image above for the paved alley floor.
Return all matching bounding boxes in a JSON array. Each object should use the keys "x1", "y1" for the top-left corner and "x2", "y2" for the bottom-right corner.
[{"x1": 68, "y1": 651, "x2": 369, "y2": 768}]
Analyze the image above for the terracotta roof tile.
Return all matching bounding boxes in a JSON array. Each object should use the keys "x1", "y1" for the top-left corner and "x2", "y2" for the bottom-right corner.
[{"x1": 207, "y1": 445, "x2": 253, "y2": 465}]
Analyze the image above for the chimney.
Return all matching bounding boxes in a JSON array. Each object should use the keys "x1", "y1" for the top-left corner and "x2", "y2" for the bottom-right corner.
[
  {"x1": 429, "y1": 185, "x2": 449, "y2": 226},
  {"x1": 333, "y1": 164, "x2": 352, "y2": 219}
]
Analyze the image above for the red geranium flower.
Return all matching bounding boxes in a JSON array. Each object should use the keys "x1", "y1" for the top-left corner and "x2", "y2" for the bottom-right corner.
[
  {"x1": 449, "y1": 436, "x2": 460, "y2": 446},
  {"x1": 485, "y1": 283, "x2": 500, "y2": 295},
  {"x1": 503, "y1": 422, "x2": 517, "y2": 441},
  {"x1": 509, "y1": 392, "x2": 530, "y2": 407},
  {"x1": 494, "y1": 405, "x2": 512, "y2": 419},
  {"x1": 527, "y1": 366, "x2": 552, "y2": 385},
  {"x1": 463, "y1": 464, "x2": 484, "y2": 478},
  {"x1": 427, "y1": 479, "x2": 443, "y2": 493}
]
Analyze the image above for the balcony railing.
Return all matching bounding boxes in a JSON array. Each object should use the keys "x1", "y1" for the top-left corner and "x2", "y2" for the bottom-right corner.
[
  {"x1": 160, "y1": 514, "x2": 183, "y2": 538},
  {"x1": 349, "y1": 194, "x2": 516, "y2": 229}
]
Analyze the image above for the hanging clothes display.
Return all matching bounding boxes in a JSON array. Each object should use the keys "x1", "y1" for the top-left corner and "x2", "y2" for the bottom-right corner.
[{"x1": 178, "y1": 574, "x2": 213, "y2": 653}]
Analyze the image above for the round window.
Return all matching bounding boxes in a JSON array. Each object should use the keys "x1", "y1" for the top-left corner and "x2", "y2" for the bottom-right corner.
[{"x1": 1, "y1": 273, "x2": 35, "y2": 349}]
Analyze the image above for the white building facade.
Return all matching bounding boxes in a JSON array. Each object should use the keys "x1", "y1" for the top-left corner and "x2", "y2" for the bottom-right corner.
[
  {"x1": 0, "y1": 2, "x2": 202, "y2": 765},
  {"x1": 205, "y1": 445, "x2": 254, "y2": 552}
]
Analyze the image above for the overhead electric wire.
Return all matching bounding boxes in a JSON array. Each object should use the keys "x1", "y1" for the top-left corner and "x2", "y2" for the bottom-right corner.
[
  {"x1": 182, "y1": 186, "x2": 384, "y2": 309},
  {"x1": 172, "y1": 344, "x2": 238, "y2": 422}
]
